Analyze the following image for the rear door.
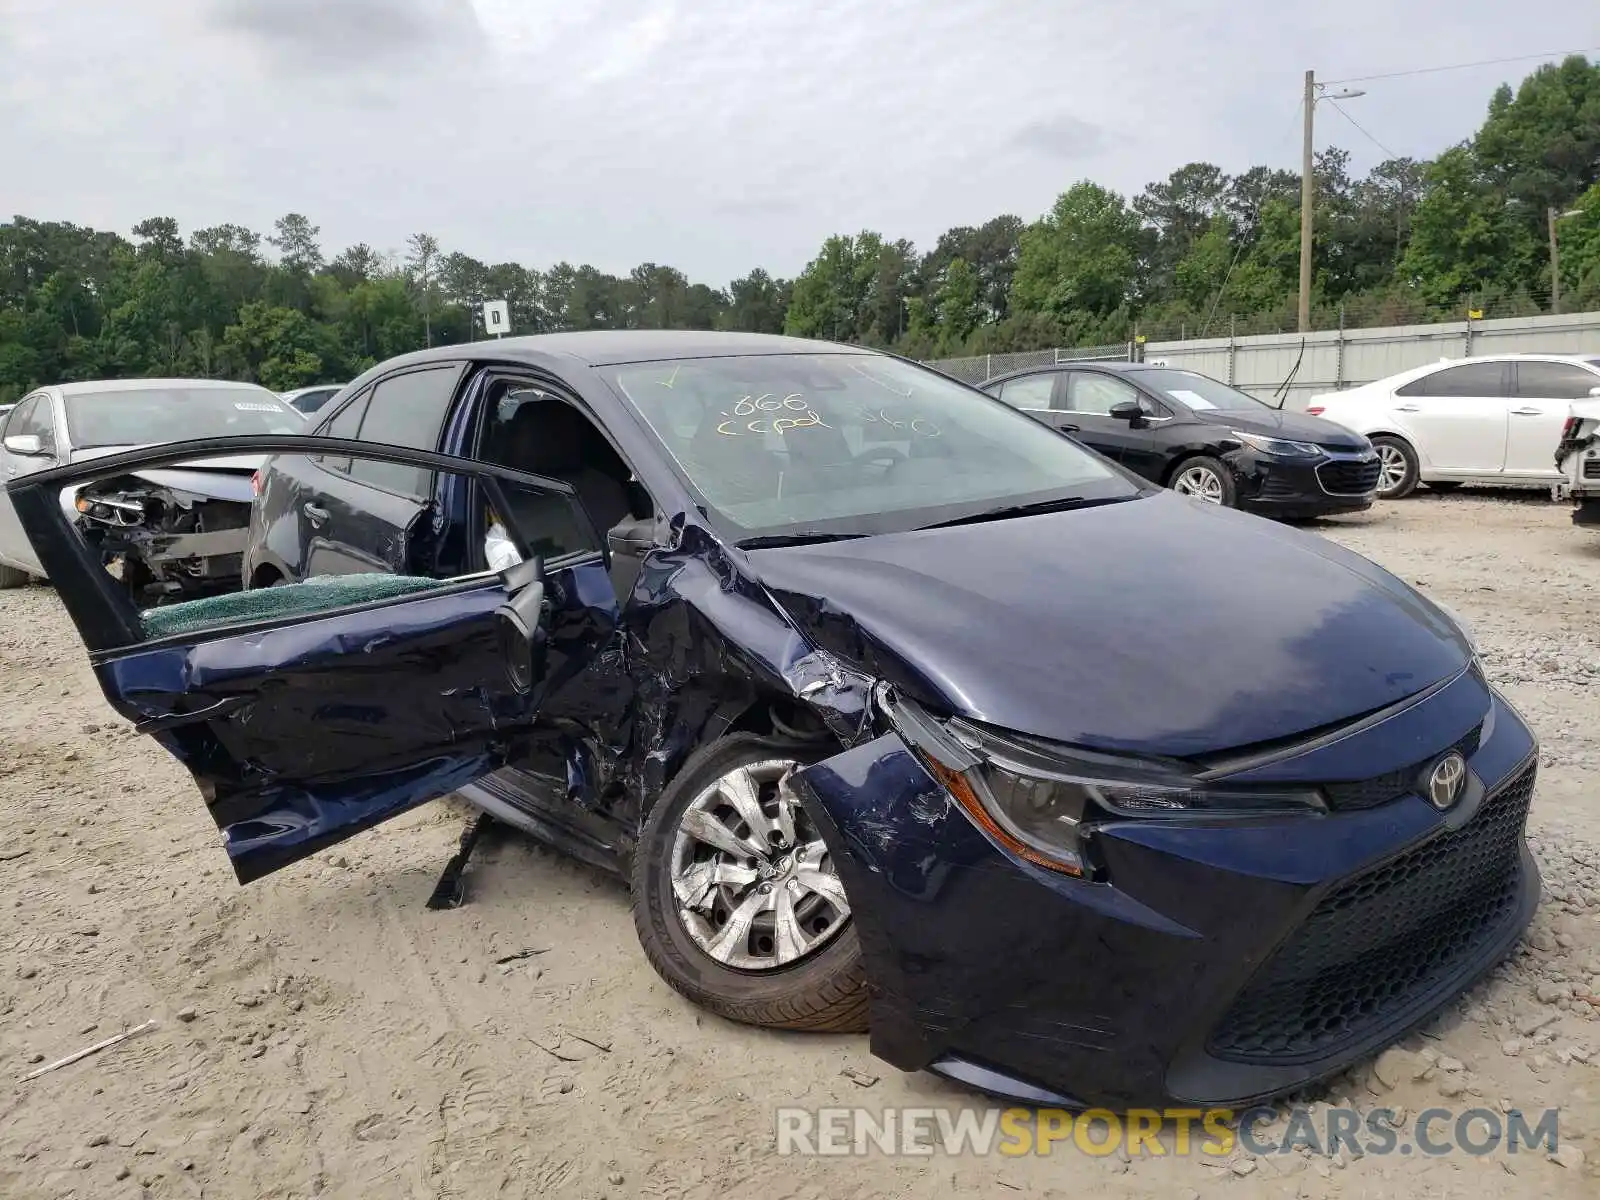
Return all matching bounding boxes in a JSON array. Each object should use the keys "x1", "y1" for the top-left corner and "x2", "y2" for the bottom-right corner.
[
  {"x1": 7, "y1": 434, "x2": 610, "y2": 883},
  {"x1": 1392, "y1": 362, "x2": 1509, "y2": 473},
  {"x1": 1506, "y1": 360, "x2": 1600, "y2": 478},
  {"x1": 300, "y1": 365, "x2": 466, "y2": 577},
  {"x1": 990, "y1": 373, "x2": 1060, "y2": 429}
]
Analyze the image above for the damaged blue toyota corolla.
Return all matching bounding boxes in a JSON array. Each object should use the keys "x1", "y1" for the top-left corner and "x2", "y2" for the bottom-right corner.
[{"x1": 9, "y1": 332, "x2": 1538, "y2": 1110}]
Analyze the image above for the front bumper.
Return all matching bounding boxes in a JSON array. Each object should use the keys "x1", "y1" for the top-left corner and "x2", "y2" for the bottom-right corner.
[
  {"x1": 793, "y1": 670, "x2": 1538, "y2": 1109},
  {"x1": 1230, "y1": 448, "x2": 1379, "y2": 518}
]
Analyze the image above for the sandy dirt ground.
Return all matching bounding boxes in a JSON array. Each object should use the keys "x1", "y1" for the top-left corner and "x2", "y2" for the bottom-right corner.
[{"x1": 2, "y1": 490, "x2": 1598, "y2": 1199}]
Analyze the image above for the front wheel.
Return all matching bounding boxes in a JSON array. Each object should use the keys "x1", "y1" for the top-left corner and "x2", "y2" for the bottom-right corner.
[
  {"x1": 1372, "y1": 436, "x2": 1420, "y2": 499},
  {"x1": 630, "y1": 734, "x2": 868, "y2": 1032},
  {"x1": 1169, "y1": 456, "x2": 1236, "y2": 507}
]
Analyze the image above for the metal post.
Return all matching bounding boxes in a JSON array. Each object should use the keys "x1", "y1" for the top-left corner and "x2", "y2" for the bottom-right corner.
[
  {"x1": 1227, "y1": 315, "x2": 1237, "y2": 384},
  {"x1": 1298, "y1": 69, "x2": 1316, "y2": 334},
  {"x1": 1335, "y1": 304, "x2": 1345, "y2": 389},
  {"x1": 1549, "y1": 206, "x2": 1563, "y2": 315},
  {"x1": 986, "y1": 354, "x2": 992, "y2": 380}
]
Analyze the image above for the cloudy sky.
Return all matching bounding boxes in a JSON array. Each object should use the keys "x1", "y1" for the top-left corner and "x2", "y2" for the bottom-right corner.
[{"x1": 1, "y1": 1, "x2": 1593, "y2": 283}]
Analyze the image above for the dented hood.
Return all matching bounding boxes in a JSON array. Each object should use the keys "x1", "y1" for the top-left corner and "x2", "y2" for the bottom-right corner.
[{"x1": 745, "y1": 492, "x2": 1470, "y2": 758}]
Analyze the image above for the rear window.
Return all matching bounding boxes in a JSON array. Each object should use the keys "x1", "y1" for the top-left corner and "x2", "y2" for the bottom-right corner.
[{"x1": 65, "y1": 387, "x2": 301, "y2": 448}]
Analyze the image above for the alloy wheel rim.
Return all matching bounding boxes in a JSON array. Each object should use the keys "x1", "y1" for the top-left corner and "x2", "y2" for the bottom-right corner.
[
  {"x1": 1174, "y1": 466, "x2": 1225, "y2": 504},
  {"x1": 669, "y1": 759, "x2": 851, "y2": 971},
  {"x1": 1376, "y1": 445, "x2": 1408, "y2": 493}
]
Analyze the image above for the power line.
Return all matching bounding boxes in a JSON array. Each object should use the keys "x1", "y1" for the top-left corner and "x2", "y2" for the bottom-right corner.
[
  {"x1": 1325, "y1": 99, "x2": 1401, "y2": 161},
  {"x1": 1198, "y1": 99, "x2": 1305, "y2": 338},
  {"x1": 1325, "y1": 47, "x2": 1599, "y2": 85}
]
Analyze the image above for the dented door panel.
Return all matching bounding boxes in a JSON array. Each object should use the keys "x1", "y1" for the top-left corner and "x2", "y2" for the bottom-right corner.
[{"x1": 101, "y1": 581, "x2": 528, "y2": 882}]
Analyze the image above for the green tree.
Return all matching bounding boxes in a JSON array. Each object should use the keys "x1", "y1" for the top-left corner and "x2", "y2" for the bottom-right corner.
[
  {"x1": 933, "y1": 257, "x2": 983, "y2": 353},
  {"x1": 1011, "y1": 182, "x2": 1141, "y2": 331},
  {"x1": 722, "y1": 269, "x2": 789, "y2": 333},
  {"x1": 220, "y1": 301, "x2": 329, "y2": 389},
  {"x1": 1558, "y1": 181, "x2": 1600, "y2": 308},
  {"x1": 1400, "y1": 146, "x2": 1535, "y2": 307},
  {"x1": 783, "y1": 232, "x2": 884, "y2": 342},
  {"x1": 405, "y1": 232, "x2": 441, "y2": 346},
  {"x1": 1475, "y1": 56, "x2": 1600, "y2": 259}
]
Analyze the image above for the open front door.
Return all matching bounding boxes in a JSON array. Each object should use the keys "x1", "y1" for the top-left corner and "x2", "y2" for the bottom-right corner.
[{"x1": 7, "y1": 434, "x2": 609, "y2": 882}]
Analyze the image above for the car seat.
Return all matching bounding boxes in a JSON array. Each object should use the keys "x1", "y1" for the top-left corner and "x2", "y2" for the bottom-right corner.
[{"x1": 496, "y1": 400, "x2": 633, "y2": 552}]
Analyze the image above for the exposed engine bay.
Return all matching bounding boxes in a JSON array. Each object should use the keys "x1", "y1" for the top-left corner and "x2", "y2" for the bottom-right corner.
[{"x1": 70, "y1": 470, "x2": 254, "y2": 606}]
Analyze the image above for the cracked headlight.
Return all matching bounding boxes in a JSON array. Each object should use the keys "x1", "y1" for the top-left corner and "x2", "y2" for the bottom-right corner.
[
  {"x1": 881, "y1": 690, "x2": 1325, "y2": 879},
  {"x1": 1231, "y1": 430, "x2": 1324, "y2": 458}
]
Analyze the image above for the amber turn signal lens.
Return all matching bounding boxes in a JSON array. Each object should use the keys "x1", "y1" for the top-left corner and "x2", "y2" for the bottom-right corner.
[{"x1": 923, "y1": 756, "x2": 1083, "y2": 878}]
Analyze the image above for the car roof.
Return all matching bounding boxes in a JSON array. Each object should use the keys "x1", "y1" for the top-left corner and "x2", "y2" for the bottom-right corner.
[
  {"x1": 366, "y1": 330, "x2": 868, "y2": 373},
  {"x1": 55, "y1": 378, "x2": 281, "y2": 397}
]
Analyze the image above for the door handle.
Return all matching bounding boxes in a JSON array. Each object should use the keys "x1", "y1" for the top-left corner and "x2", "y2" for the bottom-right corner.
[
  {"x1": 1393, "y1": 404, "x2": 1421, "y2": 413},
  {"x1": 1509, "y1": 408, "x2": 1542, "y2": 416},
  {"x1": 1059, "y1": 423, "x2": 1080, "y2": 433},
  {"x1": 303, "y1": 502, "x2": 330, "y2": 527}
]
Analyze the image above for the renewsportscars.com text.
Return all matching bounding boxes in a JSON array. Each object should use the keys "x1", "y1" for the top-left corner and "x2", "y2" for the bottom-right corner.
[{"x1": 775, "y1": 1105, "x2": 1563, "y2": 1159}]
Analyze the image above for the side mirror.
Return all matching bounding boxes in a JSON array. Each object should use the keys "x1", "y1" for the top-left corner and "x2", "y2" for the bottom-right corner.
[
  {"x1": 1108, "y1": 401, "x2": 1144, "y2": 423},
  {"x1": 1589, "y1": 386, "x2": 1600, "y2": 398},
  {"x1": 4, "y1": 434, "x2": 45, "y2": 457}
]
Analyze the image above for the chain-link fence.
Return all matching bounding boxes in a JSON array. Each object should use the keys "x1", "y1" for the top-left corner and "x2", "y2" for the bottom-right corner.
[{"x1": 925, "y1": 344, "x2": 1134, "y2": 385}]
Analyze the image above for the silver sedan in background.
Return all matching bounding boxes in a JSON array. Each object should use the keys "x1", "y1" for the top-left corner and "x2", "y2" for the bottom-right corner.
[{"x1": 0, "y1": 379, "x2": 303, "y2": 602}]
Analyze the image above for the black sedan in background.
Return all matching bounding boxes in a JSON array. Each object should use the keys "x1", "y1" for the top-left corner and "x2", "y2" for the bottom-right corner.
[{"x1": 984, "y1": 362, "x2": 1380, "y2": 519}]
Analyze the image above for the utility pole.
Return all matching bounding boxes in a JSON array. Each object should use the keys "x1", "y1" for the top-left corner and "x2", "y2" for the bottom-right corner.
[
  {"x1": 1298, "y1": 72, "x2": 1366, "y2": 334},
  {"x1": 1550, "y1": 206, "x2": 1563, "y2": 315},
  {"x1": 1299, "y1": 70, "x2": 1316, "y2": 334}
]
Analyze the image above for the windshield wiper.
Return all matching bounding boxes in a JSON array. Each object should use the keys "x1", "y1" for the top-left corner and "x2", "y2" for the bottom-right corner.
[
  {"x1": 916, "y1": 495, "x2": 1110, "y2": 530},
  {"x1": 736, "y1": 531, "x2": 870, "y2": 549}
]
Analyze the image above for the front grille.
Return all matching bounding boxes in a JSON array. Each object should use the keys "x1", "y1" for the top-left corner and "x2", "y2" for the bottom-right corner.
[
  {"x1": 1322, "y1": 724, "x2": 1483, "y2": 811},
  {"x1": 1317, "y1": 457, "x2": 1382, "y2": 496},
  {"x1": 1583, "y1": 458, "x2": 1600, "y2": 480},
  {"x1": 1208, "y1": 760, "x2": 1534, "y2": 1064}
]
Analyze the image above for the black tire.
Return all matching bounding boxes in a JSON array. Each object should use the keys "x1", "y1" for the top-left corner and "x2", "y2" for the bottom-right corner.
[
  {"x1": 1372, "y1": 435, "x2": 1420, "y2": 500},
  {"x1": 1425, "y1": 480, "x2": 1462, "y2": 494},
  {"x1": 630, "y1": 733, "x2": 869, "y2": 1032},
  {"x1": 1168, "y1": 455, "x2": 1237, "y2": 507},
  {"x1": 0, "y1": 563, "x2": 31, "y2": 589}
]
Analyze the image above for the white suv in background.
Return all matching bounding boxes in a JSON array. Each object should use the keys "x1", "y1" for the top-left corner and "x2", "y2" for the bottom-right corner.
[{"x1": 1305, "y1": 354, "x2": 1600, "y2": 499}]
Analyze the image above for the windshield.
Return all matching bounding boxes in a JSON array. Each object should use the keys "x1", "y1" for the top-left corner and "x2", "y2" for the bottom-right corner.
[
  {"x1": 601, "y1": 353, "x2": 1141, "y2": 537},
  {"x1": 66, "y1": 387, "x2": 303, "y2": 448},
  {"x1": 1130, "y1": 368, "x2": 1271, "y2": 412}
]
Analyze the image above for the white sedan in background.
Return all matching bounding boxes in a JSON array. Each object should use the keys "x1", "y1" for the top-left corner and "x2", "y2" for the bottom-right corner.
[{"x1": 1305, "y1": 354, "x2": 1600, "y2": 499}]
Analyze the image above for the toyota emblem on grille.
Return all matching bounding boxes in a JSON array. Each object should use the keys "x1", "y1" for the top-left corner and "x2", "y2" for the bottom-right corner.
[{"x1": 1426, "y1": 752, "x2": 1467, "y2": 809}]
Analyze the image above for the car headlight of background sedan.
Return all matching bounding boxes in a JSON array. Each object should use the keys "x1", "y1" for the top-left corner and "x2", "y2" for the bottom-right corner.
[
  {"x1": 1230, "y1": 430, "x2": 1325, "y2": 458},
  {"x1": 880, "y1": 689, "x2": 1325, "y2": 879}
]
